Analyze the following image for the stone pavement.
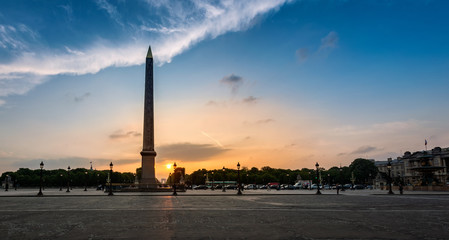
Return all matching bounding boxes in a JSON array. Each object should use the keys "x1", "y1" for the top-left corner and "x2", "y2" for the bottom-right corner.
[{"x1": 1, "y1": 188, "x2": 449, "y2": 239}]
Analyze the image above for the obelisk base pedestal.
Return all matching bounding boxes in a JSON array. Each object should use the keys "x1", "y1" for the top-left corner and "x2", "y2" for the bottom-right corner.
[{"x1": 140, "y1": 151, "x2": 158, "y2": 189}]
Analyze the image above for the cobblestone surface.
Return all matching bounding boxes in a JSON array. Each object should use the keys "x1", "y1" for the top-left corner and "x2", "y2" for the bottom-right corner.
[{"x1": 1, "y1": 189, "x2": 448, "y2": 239}]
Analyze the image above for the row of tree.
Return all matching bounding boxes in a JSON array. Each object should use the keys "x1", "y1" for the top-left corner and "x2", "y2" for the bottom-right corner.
[
  {"x1": 1, "y1": 168, "x2": 135, "y2": 187},
  {"x1": 179, "y1": 158, "x2": 379, "y2": 186},
  {"x1": 2, "y1": 158, "x2": 379, "y2": 187}
]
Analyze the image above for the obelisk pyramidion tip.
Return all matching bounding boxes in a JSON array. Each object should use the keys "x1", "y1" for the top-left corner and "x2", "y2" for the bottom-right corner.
[{"x1": 146, "y1": 45, "x2": 153, "y2": 59}]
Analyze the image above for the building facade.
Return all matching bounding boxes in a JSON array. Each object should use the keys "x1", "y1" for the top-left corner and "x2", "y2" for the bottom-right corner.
[{"x1": 375, "y1": 147, "x2": 449, "y2": 190}]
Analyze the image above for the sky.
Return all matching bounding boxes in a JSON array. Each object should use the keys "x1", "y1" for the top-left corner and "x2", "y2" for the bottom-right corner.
[{"x1": 1, "y1": 0, "x2": 448, "y2": 180}]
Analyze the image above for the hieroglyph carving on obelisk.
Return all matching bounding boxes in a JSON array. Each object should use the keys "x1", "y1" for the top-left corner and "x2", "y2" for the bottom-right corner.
[{"x1": 140, "y1": 46, "x2": 157, "y2": 188}]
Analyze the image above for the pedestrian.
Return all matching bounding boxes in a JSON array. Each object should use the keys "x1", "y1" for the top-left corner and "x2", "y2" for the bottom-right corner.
[
  {"x1": 337, "y1": 184, "x2": 340, "y2": 195},
  {"x1": 399, "y1": 183, "x2": 403, "y2": 195}
]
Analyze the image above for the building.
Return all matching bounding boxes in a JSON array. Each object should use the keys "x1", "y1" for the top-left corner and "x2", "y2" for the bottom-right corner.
[{"x1": 375, "y1": 147, "x2": 449, "y2": 190}]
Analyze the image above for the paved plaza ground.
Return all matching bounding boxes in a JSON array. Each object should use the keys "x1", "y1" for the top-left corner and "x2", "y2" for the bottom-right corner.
[{"x1": 1, "y1": 188, "x2": 449, "y2": 239}]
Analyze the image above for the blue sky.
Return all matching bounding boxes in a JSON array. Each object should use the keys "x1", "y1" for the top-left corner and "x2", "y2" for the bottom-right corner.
[{"x1": 1, "y1": 0, "x2": 448, "y2": 179}]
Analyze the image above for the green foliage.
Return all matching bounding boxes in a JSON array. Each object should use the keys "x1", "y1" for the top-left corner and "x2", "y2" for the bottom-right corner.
[
  {"x1": 349, "y1": 158, "x2": 378, "y2": 184},
  {"x1": 1, "y1": 168, "x2": 135, "y2": 187}
]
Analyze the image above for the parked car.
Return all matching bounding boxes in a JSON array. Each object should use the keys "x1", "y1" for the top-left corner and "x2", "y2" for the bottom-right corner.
[
  {"x1": 245, "y1": 184, "x2": 257, "y2": 190},
  {"x1": 193, "y1": 185, "x2": 208, "y2": 190}
]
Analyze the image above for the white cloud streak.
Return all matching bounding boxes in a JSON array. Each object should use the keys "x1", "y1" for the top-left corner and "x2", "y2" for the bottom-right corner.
[{"x1": 0, "y1": 0, "x2": 290, "y2": 102}]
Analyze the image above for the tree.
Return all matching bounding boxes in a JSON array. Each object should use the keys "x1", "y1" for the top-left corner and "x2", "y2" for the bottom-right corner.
[{"x1": 349, "y1": 158, "x2": 378, "y2": 184}]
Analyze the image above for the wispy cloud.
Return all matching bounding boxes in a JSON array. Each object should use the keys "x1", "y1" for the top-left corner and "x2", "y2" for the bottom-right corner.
[
  {"x1": 201, "y1": 131, "x2": 224, "y2": 147},
  {"x1": 0, "y1": 0, "x2": 290, "y2": 103},
  {"x1": 157, "y1": 142, "x2": 229, "y2": 162},
  {"x1": 95, "y1": 0, "x2": 123, "y2": 26},
  {"x1": 296, "y1": 31, "x2": 338, "y2": 63},
  {"x1": 74, "y1": 92, "x2": 91, "y2": 102},
  {"x1": 295, "y1": 47, "x2": 308, "y2": 62},
  {"x1": 242, "y1": 96, "x2": 258, "y2": 104},
  {"x1": 351, "y1": 145, "x2": 378, "y2": 155},
  {"x1": 220, "y1": 74, "x2": 244, "y2": 94},
  {"x1": 244, "y1": 118, "x2": 275, "y2": 125},
  {"x1": 0, "y1": 24, "x2": 38, "y2": 50},
  {"x1": 109, "y1": 130, "x2": 142, "y2": 140},
  {"x1": 319, "y1": 31, "x2": 339, "y2": 50}
]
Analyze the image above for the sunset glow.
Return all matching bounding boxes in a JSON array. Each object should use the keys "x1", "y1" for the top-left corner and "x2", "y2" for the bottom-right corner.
[{"x1": 0, "y1": 1, "x2": 448, "y2": 182}]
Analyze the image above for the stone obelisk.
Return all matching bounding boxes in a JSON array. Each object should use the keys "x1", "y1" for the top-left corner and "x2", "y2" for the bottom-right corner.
[{"x1": 140, "y1": 46, "x2": 157, "y2": 188}]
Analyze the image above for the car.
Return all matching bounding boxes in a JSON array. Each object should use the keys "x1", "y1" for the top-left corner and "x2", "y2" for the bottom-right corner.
[
  {"x1": 354, "y1": 185, "x2": 365, "y2": 189},
  {"x1": 193, "y1": 185, "x2": 208, "y2": 190},
  {"x1": 245, "y1": 184, "x2": 257, "y2": 190}
]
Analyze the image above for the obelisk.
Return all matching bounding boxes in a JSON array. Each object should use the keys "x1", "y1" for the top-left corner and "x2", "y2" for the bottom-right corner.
[{"x1": 140, "y1": 45, "x2": 157, "y2": 188}]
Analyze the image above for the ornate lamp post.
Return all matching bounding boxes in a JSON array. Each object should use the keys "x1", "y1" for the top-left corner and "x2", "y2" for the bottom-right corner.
[
  {"x1": 387, "y1": 160, "x2": 394, "y2": 194},
  {"x1": 37, "y1": 161, "x2": 44, "y2": 196},
  {"x1": 211, "y1": 171, "x2": 215, "y2": 191},
  {"x1": 237, "y1": 162, "x2": 242, "y2": 195},
  {"x1": 339, "y1": 166, "x2": 345, "y2": 191},
  {"x1": 66, "y1": 166, "x2": 71, "y2": 192},
  {"x1": 173, "y1": 162, "x2": 177, "y2": 196},
  {"x1": 222, "y1": 166, "x2": 226, "y2": 192},
  {"x1": 327, "y1": 173, "x2": 331, "y2": 190},
  {"x1": 96, "y1": 173, "x2": 100, "y2": 190},
  {"x1": 315, "y1": 162, "x2": 321, "y2": 195},
  {"x1": 84, "y1": 171, "x2": 88, "y2": 191},
  {"x1": 108, "y1": 162, "x2": 113, "y2": 196}
]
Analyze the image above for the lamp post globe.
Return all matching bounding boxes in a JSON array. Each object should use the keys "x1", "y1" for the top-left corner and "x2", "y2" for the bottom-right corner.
[
  {"x1": 108, "y1": 162, "x2": 113, "y2": 196},
  {"x1": 315, "y1": 162, "x2": 321, "y2": 195},
  {"x1": 37, "y1": 161, "x2": 44, "y2": 196},
  {"x1": 172, "y1": 162, "x2": 177, "y2": 196},
  {"x1": 222, "y1": 166, "x2": 226, "y2": 192},
  {"x1": 237, "y1": 162, "x2": 242, "y2": 195},
  {"x1": 387, "y1": 160, "x2": 394, "y2": 194}
]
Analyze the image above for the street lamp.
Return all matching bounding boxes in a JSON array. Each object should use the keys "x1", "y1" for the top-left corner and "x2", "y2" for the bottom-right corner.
[
  {"x1": 66, "y1": 166, "x2": 71, "y2": 192},
  {"x1": 211, "y1": 171, "x2": 215, "y2": 191},
  {"x1": 37, "y1": 161, "x2": 44, "y2": 196},
  {"x1": 84, "y1": 171, "x2": 88, "y2": 191},
  {"x1": 327, "y1": 173, "x2": 330, "y2": 190},
  {"x1": 339, "y1": 167, "x2": 345, "y2": 192},
  {"x1": 59, "y1": 173, "x2": 63, "y2": 191},
  {"x1": 97, "y1": 173, "x2": 100, "y2": 190},
  {"x1": 108, "y1": 162, "x2": 113, "y2": 196},
  {"x1": 237, "y1": 162, "x2": 242, "y2": 195},
  {"x1": 387, "y1": 160, "x2": 394, "y2": 194},
  {"x1": 173, "y1": 162, "x2": 177, "y2": 196},
  {"x1": 315, "y1": 162, "x2": 321, "y2": 195},
  {"x1": 222, "y1": 166, "x2": 226, "y2": 192}
]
